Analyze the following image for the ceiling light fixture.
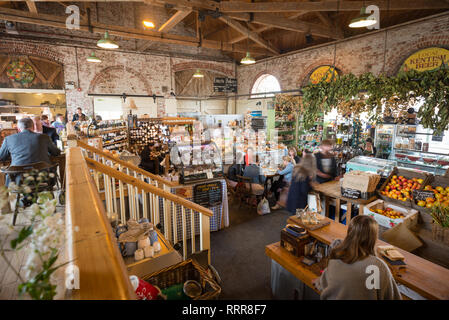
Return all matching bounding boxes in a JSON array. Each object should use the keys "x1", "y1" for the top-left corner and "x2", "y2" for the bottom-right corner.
[
  {"x1": 349, "y1": 7, "x2": 377, "y2": 28},
  {"x1": 142, "y1": 20, "x2": 155, "y2": 28},
  {"x1": 86, "y1": 52, "x2": 102, "y2": 63},
  {"x1": 97, "y1": 31, "x2": 119, "y2": 49},
  {"x1": 193, "y1": 69, "x2": 204, "y2": 78},
  {"x1": 241, "y1": 52, "x2": 256, "y2": 65}
]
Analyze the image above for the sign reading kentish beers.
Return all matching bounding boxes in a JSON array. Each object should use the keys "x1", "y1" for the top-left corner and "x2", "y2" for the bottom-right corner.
[
  {"x1": 401, "y1": 47, "x2": 449, "y2": 72},
  {"x1": 309, "y1": 66, "x2": 339, "y2": 84}
]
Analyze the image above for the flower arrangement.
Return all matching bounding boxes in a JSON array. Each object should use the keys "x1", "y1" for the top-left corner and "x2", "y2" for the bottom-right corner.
[
  {"x1": 6, "y1": 60, "x2": 35, "y2": 85},
  {"x1": 0, "y1": 170, "x2": 66, "y2": 300}
]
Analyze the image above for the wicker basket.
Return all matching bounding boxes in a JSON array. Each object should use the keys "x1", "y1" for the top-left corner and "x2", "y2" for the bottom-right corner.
[
  {"x1": 432, "y1": 222, "x2": 449, "y2": 246},
  {"x1": 142, "y1": 259, "x2": 221, "y2": 300}
]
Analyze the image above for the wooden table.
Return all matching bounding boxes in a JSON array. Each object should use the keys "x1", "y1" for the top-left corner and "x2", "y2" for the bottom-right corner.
[
  {"x1": 313, "y1": 180, "x2": 377, "y2": 224},
  {"x1": 265, "y1": 215, "x2": 449, "y2": 300}
]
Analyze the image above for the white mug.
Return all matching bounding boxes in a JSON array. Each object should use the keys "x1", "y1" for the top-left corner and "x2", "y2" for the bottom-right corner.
[
  {"x1": 144, "y1": 245, "x2": 154, "y2": 258},
  {"x1": 153, "y1": 241, "x2": 161, "y2": 253},
  {"x1": 138, "y1": 237, "x2": 151, "y2": 249},
  {"x1": 134, "y1": 248, "x2": 144, "y2": 261}
]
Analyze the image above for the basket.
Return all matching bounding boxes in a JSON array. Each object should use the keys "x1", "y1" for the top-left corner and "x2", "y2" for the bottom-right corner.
[
  {"x1": 377, "y1": 167, "x2": 430, "y2": 208},
  {"x1": 142, "y1": 259, "x2": 221, "y2": 300},
  {"x1": 431, "y1": 222, "x2": 449, "y2": 246}
]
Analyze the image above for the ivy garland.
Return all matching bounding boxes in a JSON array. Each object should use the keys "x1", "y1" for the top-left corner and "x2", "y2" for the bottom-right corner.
[{"x1": 300, "y1": 67, "x2": 449, "y2": 134}]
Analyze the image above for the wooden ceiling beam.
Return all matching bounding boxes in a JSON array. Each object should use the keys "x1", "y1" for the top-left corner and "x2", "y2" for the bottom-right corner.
[
  {"x1": 26, "y1": 1, "x2": 38, "y2": 14},
  {"x1": 219, "y1": 0, "x2": 449, "y2": 13},
  {"x1": 0, "y1": 7, "x2": 269, "y2": 55},
  {"x1": 158, "y1": 9, "x2": 192, "y2": 32},
  {"x1": 228, "y1": 11, "x2": 309, "y2": 44},
  {"x1": 218, "y1": 15, "x2": 280, "y2": 55}
]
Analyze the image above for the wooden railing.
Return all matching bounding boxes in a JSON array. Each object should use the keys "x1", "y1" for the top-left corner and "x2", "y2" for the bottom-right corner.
[
  {"x1": 65, "y1": 147, "x2": 136, "y2": 299},
  {"x1": 75, "y1": 141, "x2": 213, "y2": 261}
]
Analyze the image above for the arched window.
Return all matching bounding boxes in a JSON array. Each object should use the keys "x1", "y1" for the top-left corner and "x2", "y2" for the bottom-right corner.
[{"x1": 251, "y1": 74, "x2": 281, "y2": 98}]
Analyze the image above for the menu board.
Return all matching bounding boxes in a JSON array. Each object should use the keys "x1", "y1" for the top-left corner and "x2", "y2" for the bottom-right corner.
[
  {"x1": 213, "y1": 77, "x2": 237, "y2": 93},
  {"x1": 193, "y1": 181, "x2": 222, "y2": 207}
]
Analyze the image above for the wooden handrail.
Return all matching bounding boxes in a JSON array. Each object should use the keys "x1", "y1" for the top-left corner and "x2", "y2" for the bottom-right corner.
[
  {"x1": 65, "y1": 147, "x2": 136, "y2": 300},
  {"x1": 76, "y1": 139, "x2": 178, "y2": 187},
  {"x1": 85, "y1": 157, "x2": 214, "y2": 217}
]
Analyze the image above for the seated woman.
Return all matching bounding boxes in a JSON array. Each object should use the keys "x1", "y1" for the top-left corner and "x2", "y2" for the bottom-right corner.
[
  {"x1": 227, "y1": 152, "x2": 245, "y2": 188},
  {"x1": 313, "y1": 215, "x2": 401, "y2": 300},
  {"x1": 271, "y1": 156, "x2": 294, "y2": 210},
  {"x1": 288, "y1": 147, "x2": 300, "y2": 165},
  {"x1": 243, "y1": 156, "x2": 265, "y2": 196},
  {"x1": 286, "y1": 153, "x2": 317, "y2": 214}
]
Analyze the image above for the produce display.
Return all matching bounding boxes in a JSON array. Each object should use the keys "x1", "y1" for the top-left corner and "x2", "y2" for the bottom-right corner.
[
  {"x1": 380, "y1": 175, "x2": 424, "y2": 201},
  {"x1": 369, "y1": 207, "x2": 405, "y2": 219},
  {"x1": 416, "y1": 185, "x2": 449, "y2": 208}
]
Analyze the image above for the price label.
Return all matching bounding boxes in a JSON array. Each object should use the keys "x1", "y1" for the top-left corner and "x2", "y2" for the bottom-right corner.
[
  {"x1": 412, "y1": 190, "x2": 435, "y2": 201},
  {"x1": 206, "y1": 170, "x2": 213, "y2": 179}
]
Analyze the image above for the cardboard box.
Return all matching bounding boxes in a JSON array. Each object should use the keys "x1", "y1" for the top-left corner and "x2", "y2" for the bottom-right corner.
[{"x1": 364, "y1": 199, "x2": 419, "y2": 229}]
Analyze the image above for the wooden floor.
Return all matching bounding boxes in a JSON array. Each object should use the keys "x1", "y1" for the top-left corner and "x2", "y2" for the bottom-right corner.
[{"x1": 0, "y1": 207, "x2": 67, "y2": 300}]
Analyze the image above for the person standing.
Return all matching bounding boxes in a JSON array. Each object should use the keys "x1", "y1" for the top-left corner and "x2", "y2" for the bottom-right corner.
[
  {"x1": 315, "y1": 139, "x2": 337, "y2": 184},
  {"x1": 288, "y1": 147, "x2": 300, "y2": 165},
  {"x1": 72, "y1": 107, "x2": 87, "y2": 122},
  {"x1": 313, "y1": 215, "x2": 401, "y2": 300},
  {"x1": 286, "y1": 154, "x2": 317, "y2": 214},
  {"x1": 51, "y1": 114, "x2": 66, "y2": 135},
  {"x1": 271, "y1": 156, "x2": 295, "y2": 210},
  {"x1": 363, "y1": 138, "x2": 377, "y2": 157},
  {"x1": 33, "y1": 116, "x2": 59, "y2": 144}
]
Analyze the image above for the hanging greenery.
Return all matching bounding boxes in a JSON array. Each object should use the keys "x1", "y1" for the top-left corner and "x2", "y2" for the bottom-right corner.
[{"x1": 300, "y1": 67, "x2": 449, "y2": 134}]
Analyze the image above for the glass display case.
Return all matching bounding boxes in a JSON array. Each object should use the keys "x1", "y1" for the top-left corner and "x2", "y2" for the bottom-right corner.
[
  {"x1": 390, "y1": 124, "x2": 449, "y2": 175},
  {"x1": 346, "y1": 156, "x2": 397, "y2": 178},
  {"x1": 374, "y1": 124, "x2": 395, "y2": 159},
  {"x1": 170, "y1": 141, "x2": 223, "y2": 184}
]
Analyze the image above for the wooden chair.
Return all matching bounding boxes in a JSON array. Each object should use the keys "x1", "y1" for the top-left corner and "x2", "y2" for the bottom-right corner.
[
  {"x1": 1, "y1": 161, "x2": 59, "y2": 225},
  {"x1": 235, "y1": 175, "x2": 254, "y2": 207}
]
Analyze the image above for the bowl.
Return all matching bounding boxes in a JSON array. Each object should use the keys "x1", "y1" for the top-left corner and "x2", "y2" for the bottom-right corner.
[
  {"x1": 183, "y1": 280, "x2": 202, "y2": 299},
  {"x1": 437, "y1": 160, "x2": 449, "y2": 166},
  {"x1": 422, "y1": 157, "x2": 436, "y2": 164},
  {"x1": 395, "y1": 153, "x2": 406, "y2": 159},
  {"x1": 407, "y1": 155, "x2": 420, "y2": 162}
]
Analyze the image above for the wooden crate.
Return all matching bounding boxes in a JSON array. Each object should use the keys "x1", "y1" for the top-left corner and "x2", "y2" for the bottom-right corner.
[
  {"x1": 377, "y1": 167, "x2": 430, "y2": 208},
  {"x1": 412, "y1": 175, "x2": 449, "y2": 213}
]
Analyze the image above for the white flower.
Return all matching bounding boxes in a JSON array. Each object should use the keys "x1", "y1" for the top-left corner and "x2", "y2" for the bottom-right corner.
[
  {"x1": 30, "y1": 204, "x2": 40, "y2": 215},
  {"x1": 25, "y1": 176, "x2": 34, "y2": 181},
  {"x1": 23, "y1": 173, "x2": 29, "y2": 178},
  {"x1": 23, "y1": 186, "x2": 32, "y2": 194},
  {"x1": 49, "y1": 173, "x2": 55, "y2": 178}
]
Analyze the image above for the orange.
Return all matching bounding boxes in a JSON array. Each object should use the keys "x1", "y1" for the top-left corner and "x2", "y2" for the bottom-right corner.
[
  {"x1": 417, "y1": 200, "x2": 426, "y2": 207},
  {"x1": 426, "y1": 203, "x2": 433, "y2": 208},
  {"x1": 426, "y1": 197, "x2": 435, "y2": 203}
]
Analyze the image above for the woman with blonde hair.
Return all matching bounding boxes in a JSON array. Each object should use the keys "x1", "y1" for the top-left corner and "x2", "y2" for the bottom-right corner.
[
  {"x1": 271, "y1": 155, "x2": 295, "y2": 210},
  {"x1": 286, "y1": 153, "x2": 317, "y2": 213},
  {"x1": 314, "y1": 215, "x2": 401, "y2": 300}
]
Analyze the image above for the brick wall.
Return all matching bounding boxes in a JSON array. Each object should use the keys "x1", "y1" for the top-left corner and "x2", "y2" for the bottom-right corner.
[
  {"x1": 237, "y1": 12, "x2": 449, "y2": 95},
  {"x1": 0, "y1": 39, "x2": 234, "y2": 118}
]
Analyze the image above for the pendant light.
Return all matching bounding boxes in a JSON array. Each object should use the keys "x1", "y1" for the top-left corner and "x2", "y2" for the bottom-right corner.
[
  {"x1": 241, "y1": 27, "x2": 256, "y2": 65},
  {"x1": 97, "y1": 31, "x2": 119, "y2": 49},
  {"x1": 349, "y1": 4, "x2": 377, "y2": 28},
  {"x1": 86, "y1": 52, "x2": 101, "y2": 63},
  {"x1": 193, "y1": 68, "x2": 204, "y2": 78}
]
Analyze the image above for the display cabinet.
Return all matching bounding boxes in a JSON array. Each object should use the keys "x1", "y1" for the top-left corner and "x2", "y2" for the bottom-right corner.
[{"x1": 170, "y1": 141, "x2": 224, "y2": 184}]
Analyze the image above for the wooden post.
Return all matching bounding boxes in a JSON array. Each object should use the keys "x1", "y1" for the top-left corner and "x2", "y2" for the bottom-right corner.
[{"x1": 200, "y1": 213, "x2": 211, "y2": 264}]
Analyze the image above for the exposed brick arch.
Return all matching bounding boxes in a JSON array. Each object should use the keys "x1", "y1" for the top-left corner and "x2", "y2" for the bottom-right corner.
[
  {"x1": 386, "y1": 35, "x2": 449, "y2": 75},
  {"x1": 0, "y1": 39, "x2": 65, "y2": 65},
  {"x1": 249, "y1": 70, "x2": 283, "y2": 95},
  {"x1": 89, "y1": 65, "x2": 152, "y2": 95},
  {"x1": 172, "y1": 61, "x2": 233, "y2": 77},
  {"x1": 297, "y1": 59, "x2": 347, "y2": 87}
]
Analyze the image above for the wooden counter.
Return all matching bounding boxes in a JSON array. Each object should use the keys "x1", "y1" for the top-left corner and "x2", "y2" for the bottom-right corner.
[
  {"x1": 266, "y1": 215, "x2": 449, "y2": 300},
  {"x1": 312, "y1": 180, "x2": 377, "y2": 224}
]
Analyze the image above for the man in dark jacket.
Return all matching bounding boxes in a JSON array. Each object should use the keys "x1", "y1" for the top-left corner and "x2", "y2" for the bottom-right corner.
[
  {"x1": 315, "y1": 139, "x2": 337, "y2": 184},
  {"x1": 33, "y1": 116, "x2": 59, "y2": 144},
  {"x1": 0, "y1": 118, "x2": 60, "y2": 186}
]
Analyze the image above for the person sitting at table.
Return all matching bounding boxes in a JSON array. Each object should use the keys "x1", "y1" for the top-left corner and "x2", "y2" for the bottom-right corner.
[
  {"x1": 313, "y1": 215, "x2": 401, "y2": 300},
  {"x1": 271, "y1": 156, "x2": 295, "y2": 210},
  {"x1": 72, "y1": 107, "x2": 87, "y2": 122},
  {"x1": 243, "y1": 155, "x2": 265, "y2": 196},
  {"x1": 315, "y1": 139, "x2": 337, "y2": 184},
  {"x1": 286, "y1": 153, "x2": 317, "y2": 214},
  {"x1": 51, "y1": 113, "x2": 66, "y2": 135},
  {"x1": 0, "y1": 118, "x2": 61, "y2": 185},
  {"x1": 33, "y1": 116, "x2": 59, "y2": 144},
  {"x1": 227, "y1": 152, "x2": 245, "y2": 188},
  {"x1": 288, "y1": 147, "x2": 300, "y2": 165}
]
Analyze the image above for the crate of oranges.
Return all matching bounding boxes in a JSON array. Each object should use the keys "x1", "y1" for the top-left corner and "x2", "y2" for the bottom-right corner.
[
  {"x1": 364, "y1": 199, "x2": 419, "y2": 229},
  {"x1": 412, "y1": 175, "x2": 449, "y2": 212},
  {"x1": 378, "y1": 167, "x2": 430, "y2": 208}
]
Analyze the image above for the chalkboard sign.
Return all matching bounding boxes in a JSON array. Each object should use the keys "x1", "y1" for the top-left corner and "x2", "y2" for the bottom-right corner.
[
  {"x1": 412, "y1": 190, "x2": 435, "y2": 201},
  {"x1": 226, "y1": 78, "x2": 237, "y2": 93},
  {"x1": 213, "y1": 77, "x2": 237, "y2": 93},
  {"x1": 193, "y1": 181, "x2": 222, "y2": 207},
  {"x1": 341, "y1": 187, "x2": 361, "y2": 199},
  {"x1": 432, "y1": 132, "x2": 444, "y2": 142}
]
